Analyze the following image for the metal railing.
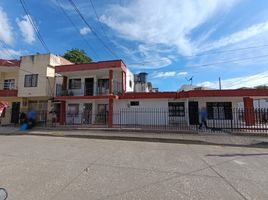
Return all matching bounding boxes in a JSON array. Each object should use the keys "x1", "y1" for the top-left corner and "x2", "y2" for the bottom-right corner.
[
  {"x1": 56, "y1": 80, "x2": 122, "y2": 96},
  {"x1": 0, "y1": 82, "x2": 17, "y2": 90},
  {"x1": 35, "y1": 107, "x2": 268, "y2": 133},
  {"x1": 112, "y1": 107, "x2": 268, "y2": 133}
]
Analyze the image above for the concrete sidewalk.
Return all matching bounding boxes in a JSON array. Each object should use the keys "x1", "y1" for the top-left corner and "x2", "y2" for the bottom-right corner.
[{"x1": 1, "y1": 126, "x2": 267, "y2": 148}]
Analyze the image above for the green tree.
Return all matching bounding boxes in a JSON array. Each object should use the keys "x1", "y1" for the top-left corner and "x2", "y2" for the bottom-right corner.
[{"x1": 63, "y1": 48, "x2": 92, "y2": 64}]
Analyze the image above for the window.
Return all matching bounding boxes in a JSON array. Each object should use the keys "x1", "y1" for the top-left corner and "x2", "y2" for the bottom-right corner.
[
  {"x1": 4, "y1": 79, "x2": 15, "y2": 90},
  {"x1": 129, "y1": 80, "x2": 132, "y2": 88},
  {"x1": 207, "y1": 102, "x2": 232, "y2": 120},
  {"x1": 168, "y1": 102, "x2": 185, "y2": 117},
  {"x1": 130, "y1": 101, "x2": 139, "y2": 106},
  {"x1": 69, "y1": 79, "x2": 81, "y2": 89},
  {"x1": 24, "y1": 74, "x2": 38, "y2": 87},
  {"x1": 98, "y1": 79, "x2": 109, "y2": 89},
  {"x1": 67, "y1": 104, "x2": 79, "y2": 115}
]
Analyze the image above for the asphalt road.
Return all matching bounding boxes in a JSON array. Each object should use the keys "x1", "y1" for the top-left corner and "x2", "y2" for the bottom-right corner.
[{"x1": 0, "y1": 135, "x2": 267, "y2": 200}]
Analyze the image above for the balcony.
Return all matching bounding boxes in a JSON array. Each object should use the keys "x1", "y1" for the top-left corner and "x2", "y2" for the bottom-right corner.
[
  {"x1": 0, "y1": 82, "x2": 18, "y2": 97},
  {"x1": 56, "y1": 80, "x2": 122, "y2": 97}
]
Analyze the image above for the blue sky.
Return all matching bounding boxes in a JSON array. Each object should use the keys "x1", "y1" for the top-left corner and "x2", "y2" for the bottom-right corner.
[{"x1": 1, "y1": 0, "x2": 268, "y2": 91}]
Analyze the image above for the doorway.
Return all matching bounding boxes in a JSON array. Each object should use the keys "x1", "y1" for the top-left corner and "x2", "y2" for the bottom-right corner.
[
  {"x1": 188, "y1": 101, "x2": 199, "y2": 125},
  {"x1": 85, "y1": 78, "x2": 94, "y2": 96},
  {"x1": 11, "y1": 102, "x2": 20, "y2": 124},
  {"x1": 83, "y1": 103, "x2": 92, "y2": 124}
]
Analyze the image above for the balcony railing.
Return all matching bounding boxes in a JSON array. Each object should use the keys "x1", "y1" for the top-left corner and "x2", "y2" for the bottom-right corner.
[
  {"x1": 56, "y1": 80, "x2": 122, "y2": 97},
  {"x1": 0, "y1": 83, "x2": 18, "y2": 96},
  {"x1": 0, "y1": 82, "x2": 17, "y2": 90}
]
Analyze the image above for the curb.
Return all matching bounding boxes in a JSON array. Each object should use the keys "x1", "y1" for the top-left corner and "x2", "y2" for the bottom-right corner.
[{"x1": 20, "y1": 132, "x2": 268, "y2": 149}]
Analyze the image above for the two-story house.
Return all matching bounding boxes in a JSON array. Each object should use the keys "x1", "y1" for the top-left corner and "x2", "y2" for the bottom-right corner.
[
  {"x1": 0, "y1": 53, "x2": 71, "y2": 125},
  {"x1": 0, "y1": 59, "x2": 21, "y2": 124},
  {"x1": 55, "y1": 60, "x2": 134, "y2": 127}
]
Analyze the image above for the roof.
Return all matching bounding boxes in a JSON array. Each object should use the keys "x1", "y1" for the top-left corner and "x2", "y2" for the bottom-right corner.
[
  {"x1": 119, "y1": 89, "x2": 268, "y2": 99},
  {"x1": 0, "y1": 59, "x2": 20, "y2": 67},
  {"x1": 56, "y1": 60, "x2": 127, "y2": 73}
]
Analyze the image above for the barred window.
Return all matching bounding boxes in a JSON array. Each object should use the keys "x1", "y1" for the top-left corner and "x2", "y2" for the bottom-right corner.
[
  {"x1": 67, "y1": 104, "x2": 79, "y2": 115},
  {"x1": 130, "y1": 101, "x2": 139, "y2": 106},
  {"x1": 168, "y1": 102, "x2": 185, "y2": 117},
  {"x1": 207, "y1": 102, "x2": 232, "y2": 120},
  {"x1": 69, "y1": 79, "x2": 81, "y2": 89}
]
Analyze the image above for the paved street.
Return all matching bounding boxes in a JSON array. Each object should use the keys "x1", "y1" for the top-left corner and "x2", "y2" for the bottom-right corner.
[{"x1": 0, "y1": 135, "x2": 268, "y2": 200}]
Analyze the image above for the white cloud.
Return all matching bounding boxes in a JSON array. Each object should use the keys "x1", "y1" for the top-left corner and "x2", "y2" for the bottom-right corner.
[
  {"x1": 80, "y1": 27, "x2": 91, "y2": 35},
  {"x1": 16, "y1": 15, "x2": 36, "y2": 44},
  {"x1": 100, "y1": 0, "x2": 237, "y2": 57},
  {"x1": 153, "y1": 71, "x2": 177, "y2": 78},
  {"x1": 197, "y1": 71, "x2": 268, "y2": 89},
  {"x1": 0, "y1": 48, "x2": 22, "y2": 59},
  {"x1": 0, "y1": 7, "x2": 13, "y2": 45},
  {"x1": 200, "y1": 21, "x2": 268, "y2": 52},
  {"x1": 152, "y1": 71, "x2": 188, "y2": 78},
  {"x1": 178, "y1": 72, "x2": 188, "y2": 76}
]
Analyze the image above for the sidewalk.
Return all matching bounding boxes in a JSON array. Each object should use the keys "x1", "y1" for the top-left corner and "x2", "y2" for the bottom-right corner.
[{"x1": 1, "y1": 126, "x2": 268, "y2": 148}]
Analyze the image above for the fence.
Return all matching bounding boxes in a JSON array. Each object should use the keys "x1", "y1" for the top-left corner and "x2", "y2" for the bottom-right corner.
[
  {"x1": 38, "y1": 107, "x2": 268, "y2": 133},
  {"x1": 113, "y1": 108, "x2": 268, "y2": 133}
]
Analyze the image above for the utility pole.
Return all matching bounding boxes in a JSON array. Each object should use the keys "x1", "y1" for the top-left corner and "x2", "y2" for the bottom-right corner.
[{"x1": 219, "y1": 77, "x2": 222, "y2": 90}]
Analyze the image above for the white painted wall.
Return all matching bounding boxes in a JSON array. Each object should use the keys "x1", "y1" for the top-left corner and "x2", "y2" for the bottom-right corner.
[
  {"x1": 113, "y1": 99, "x2": 188, "y2": 125},
  {"x1": 126, "y1": 68, "x2": 134, "y2": 92}
]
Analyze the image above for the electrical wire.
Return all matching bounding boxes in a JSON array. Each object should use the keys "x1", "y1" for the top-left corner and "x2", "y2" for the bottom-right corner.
[
  {"x1": 19, "y1": 0, "x2": 50, "y2": 53},
  {"x1": 56, "y1": 0, "x2": 100, "y2": 60},
  {"x1": 68, "y1": 0, "x2": 120, "y2": 59}
]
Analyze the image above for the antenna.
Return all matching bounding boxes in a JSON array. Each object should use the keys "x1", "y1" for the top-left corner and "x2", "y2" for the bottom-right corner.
[{"x1": 185, "y1": 76, "x2": 194, "y2": 86}]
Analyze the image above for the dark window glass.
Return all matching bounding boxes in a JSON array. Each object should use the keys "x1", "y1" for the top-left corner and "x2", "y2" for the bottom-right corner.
[
  {"x1": 129, "y1": 80, "x2": 132, "y2": 88},
  {"x1": 98, "y1": 79, "x2": 109, "y2": 89},
  {"x1": 24, "y1": 74, "x2": 38, "y2": 87},
  {"x1": 130, "y1": 101, "x2": 139, "y2": 106},
  {"x1": 206, "y1": 102, "x2": 232, "y2": 120},
  {"x1": 69, "y1": 79, "x2": 81, "y2": 89},
  {"x1": 67, "y1": 104, "x2": 79, "y2": 115},
  {"x1": 168, "y1": 102, "x2": 185, "y2": 117}
]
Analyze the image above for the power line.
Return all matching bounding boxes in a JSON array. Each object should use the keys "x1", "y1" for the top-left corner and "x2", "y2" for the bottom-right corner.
[
  {"x1": 19, "y1": 0, "x2": 50, "y2": 53},
  {"x1": 56, "y1": 0, "x2": 100, "y2": 60},
  {"x1": 187, "y1": 54, "x2": 268, "y2": 69},
  {"x1": 68, "y1": 0, "x2": 120, "y2": 59},
  {"x1": 88, "y1": 0, "x2": 109, "y2": 40},
  {"x1": 128, "y1": 43, "x2": 268, "y2": 66}
]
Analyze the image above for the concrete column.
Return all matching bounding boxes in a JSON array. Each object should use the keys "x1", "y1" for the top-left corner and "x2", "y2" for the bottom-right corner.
[
  {"x1": 108, "y1": 98, "x2": 113, "y2": 128},
  {"x1": 109, "y1": 70, "x2": 113, "y2": 95},
  {"x1": 243, "y1": 97, "x2": 255, "y2": 126},
  {"x1": 122, "y1": 71, "x2": 126, "y2": 94}
]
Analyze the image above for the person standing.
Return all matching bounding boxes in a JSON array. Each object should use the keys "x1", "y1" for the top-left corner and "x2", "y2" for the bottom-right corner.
[{"x1": 199, "y1": 107, "x2": 208, "y2": 129}]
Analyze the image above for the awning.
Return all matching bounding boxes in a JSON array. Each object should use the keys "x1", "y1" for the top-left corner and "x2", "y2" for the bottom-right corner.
[{"x1": 0, "y1": 102, "x2": 8, "y2": 118}]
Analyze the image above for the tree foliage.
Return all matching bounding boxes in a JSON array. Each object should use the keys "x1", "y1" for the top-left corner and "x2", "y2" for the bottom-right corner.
[{"x1": 63, "y1": 48, "x2": 92, "y2": 64}]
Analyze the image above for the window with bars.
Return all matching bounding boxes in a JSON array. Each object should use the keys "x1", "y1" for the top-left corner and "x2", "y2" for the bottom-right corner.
[
  {"x1": 3, "y1": 79, "x2": 15, "y2": 90},
  {"x1": 168, "y1": 102, "x2": 185, "y2": 117},
  {"x1": 68, "y1": 79, "x2": 81, "y2": 89},
  {"x1": 130, "y1": 101, "x2": 139, "y2": 106},
  {"x1": 67, "y1": 104, "x2": 79, "y2": 115},
  {"x1": 24, "y1": 74, "x2": 38, "y2": 87},
  {"x1": 207, "y1": 102, "x2": 232, "y2": 120}
]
